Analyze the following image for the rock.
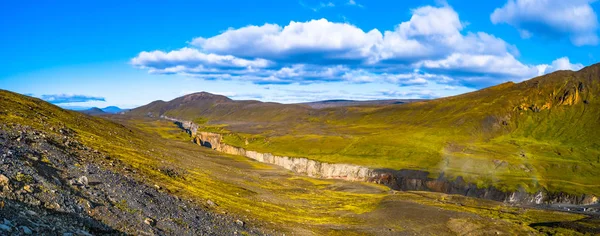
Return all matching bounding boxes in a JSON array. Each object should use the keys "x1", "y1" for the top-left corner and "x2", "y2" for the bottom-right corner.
[
  {"x1": 77, "y1": 176, "x2": 88, "y2": 186},
  {"x1": 0, "y1": 174, "x2": 9, "y2": 187},
  {"x1": 25, "y1": 210, "x2": 37, "y2": 216},
  {"x1": 3, "y1": 219, "x2": 14, "y2": 227},
  {"x1": 26, "y1": 154, "x2": 39, "y2": 161},
  {"x1": 235, "y1": 219, "x2": 245, "y2": 227},
  {"x1": 0, "y1": 224, "x2": 12, "y2": 232},
  {"x1": 206, "y1": 199, "x2": 218, "y2": 207},
  {"x1": 144, "y1": 217, "x2": 156, "y2": 226},
  {"x1": 153, "y1": 184, "x2": 161, "y2": 190},
  {"x1": 24, "y1": 185, "x2": 33, "y2": 193},
  {"x1": 76, "y1": 229, "x2": 93, "y2": 236},
  {"x1": 20, "y1": 226, "x2": 32, "y2": 235}
]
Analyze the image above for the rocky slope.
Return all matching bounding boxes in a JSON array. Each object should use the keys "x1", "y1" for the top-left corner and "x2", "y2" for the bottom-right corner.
[{"x1": 0, "y1": 90, "x2": 260, "y2": 235}]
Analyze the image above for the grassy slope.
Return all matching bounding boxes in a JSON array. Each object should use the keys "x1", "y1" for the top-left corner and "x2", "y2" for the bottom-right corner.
[
  {"x1": 129, "y1": 65, "x2": 600, "y2": 196},
  {"x1": 2, "y1": 89, "x2": 596, "y2": 235}
]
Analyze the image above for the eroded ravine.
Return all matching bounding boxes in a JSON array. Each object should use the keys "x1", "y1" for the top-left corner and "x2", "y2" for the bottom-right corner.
[{"x1": 164, "y1": 116, "x2": 600, "y2": 213}]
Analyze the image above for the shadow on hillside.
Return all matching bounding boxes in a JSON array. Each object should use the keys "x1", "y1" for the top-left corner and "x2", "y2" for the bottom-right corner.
[
  {"x1": 0, "y1": 197, "x2": 121, "y2": 234},
  {"x1": 529, "y1": 216, "x2": 600, "y2": 234}
]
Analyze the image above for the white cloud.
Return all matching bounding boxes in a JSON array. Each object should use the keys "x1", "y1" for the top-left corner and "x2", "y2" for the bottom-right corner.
[
  {"x1": 320, "y1": 2, "x2": 335, "y2": 8},
  {"x1": 133, "y1": 4, "x2": 585, "y2": 89},
  {"x1": 537, "y1": 57, "x2": 585, "y2": 74},
  {"x1": 190, "y1": 19, "x2": 382, "y2": 63},
  {"x1": 131, "y1": 47, "x2": 273, "y2": 73},
  {"x1": 347, "y1": 0, "x2": 363, "y2": 7},
  {"x1": 491, "y1": 0, "x2": 599, "y2": 46}
]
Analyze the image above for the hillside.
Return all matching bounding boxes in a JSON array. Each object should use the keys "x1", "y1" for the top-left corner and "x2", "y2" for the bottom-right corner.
[
  {"x1": 3, "y1": 90, "x2": 600, "y2": 235},
  {"x1": 0, "y1": 90, "x2": 255, "y2": 235},
  {"x1": 129, "y1": 64, "x2": 600, "y2": 196}
]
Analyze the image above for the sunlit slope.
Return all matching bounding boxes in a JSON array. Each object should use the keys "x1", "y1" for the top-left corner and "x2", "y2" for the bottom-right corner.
[{"x1": 130, "y1": 64, "x2": 600, "y2": 195}]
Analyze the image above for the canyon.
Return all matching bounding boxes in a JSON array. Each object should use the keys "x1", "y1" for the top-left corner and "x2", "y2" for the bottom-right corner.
[{"x1": 164, "y1": 115, "x2": 600, "y2": 214}]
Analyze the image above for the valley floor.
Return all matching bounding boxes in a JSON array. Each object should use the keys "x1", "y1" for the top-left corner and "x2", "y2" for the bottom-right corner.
[{"x1": 110, "y1": 117, "x2": 600, "y2": 235}]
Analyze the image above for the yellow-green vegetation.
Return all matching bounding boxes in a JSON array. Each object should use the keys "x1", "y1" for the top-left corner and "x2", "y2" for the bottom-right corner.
[
  {"x1": 1, "y1": 89, "x2": 597, "y2": 235},
  {"x1": 129, "y1": 119, "x2": 191, "y2": 141},
  {"x1": 129, "y1": 65, "x2": 600, "y2": 196},
  {"x1": 14, "y1": 172, "x2": 34, "y2": 183}
]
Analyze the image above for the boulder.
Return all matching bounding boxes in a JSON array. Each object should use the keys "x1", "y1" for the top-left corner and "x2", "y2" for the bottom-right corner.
[
  {"x1": 0, "y1": 174, "x2": 9, "y2": 187},
  {"x1": 77, "y1": 176, "x2": 88, "y2": 186}
]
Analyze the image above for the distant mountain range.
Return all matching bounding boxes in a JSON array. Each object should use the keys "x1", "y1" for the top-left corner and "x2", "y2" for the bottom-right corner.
[
  {"x1": 299, "y1": 99, "x2": 425, "y2": 109},
  {"x1": 79, "y1": 106, "x2": 129, "y2": 115}
]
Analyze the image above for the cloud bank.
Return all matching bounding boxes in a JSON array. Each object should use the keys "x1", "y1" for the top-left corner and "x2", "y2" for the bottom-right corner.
[
  {"x1": 132, "y1": 4, "x2": 585, "y2": 94},
  {"x1": 40, "y1": 94, "x2": 106, "y2": 104},
  {"x1": 491, "y1": 0, "x2": 599, "y2": 46}
]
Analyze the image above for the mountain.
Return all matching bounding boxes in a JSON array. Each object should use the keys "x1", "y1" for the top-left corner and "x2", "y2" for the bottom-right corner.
[
  {"x1": 300, "y1": 99, "x2": 424, "y2": 109},
  {"x1": 101, "y1": 106, "x2": 128, "y2": 114},
  {"x1": 129, "y1": 64, "x2": 600, "y2": 197},
  {"x1": 80, "y1": 107, "x2": 106, "y2": 115},
  {"x1": 78, "y1": 106, "x2": 129, "y2": 116}
]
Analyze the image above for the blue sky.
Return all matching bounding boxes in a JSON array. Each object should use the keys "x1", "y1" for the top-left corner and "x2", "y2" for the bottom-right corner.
[{"x1": 1, "y1": 0, "x2": 599, "y2": 109}]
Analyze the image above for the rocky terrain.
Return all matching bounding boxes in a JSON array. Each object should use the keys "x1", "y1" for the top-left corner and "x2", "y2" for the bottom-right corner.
[{"x1": 0, "y1": 122, "x2": 256, "y2": 235}]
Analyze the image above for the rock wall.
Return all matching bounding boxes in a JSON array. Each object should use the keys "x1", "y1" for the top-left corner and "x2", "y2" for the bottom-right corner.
[
  {"x1": 195, "y1": 132, "x2": 376, "y2": 181},
  {"x1": 167, "y1": 118, "x2": 599, "y2": 212}
]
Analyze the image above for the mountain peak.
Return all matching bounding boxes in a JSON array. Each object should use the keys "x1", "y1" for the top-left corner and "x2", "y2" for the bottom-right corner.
[{"x1": 177, "y1": 92, "x2": 232, "y2": 103}]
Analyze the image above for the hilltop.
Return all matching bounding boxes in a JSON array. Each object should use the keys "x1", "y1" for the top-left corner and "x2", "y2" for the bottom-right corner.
[{"x1": 129, "y1": 63, "x2": 600, "y2": 197}]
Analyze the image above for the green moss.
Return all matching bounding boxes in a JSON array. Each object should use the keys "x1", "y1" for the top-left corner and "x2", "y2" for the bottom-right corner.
[
  {"x1": 14, "y1": 172, "x2": 33, "y2": 183},
  {"x1": 192, "y1": 117, "x2": 208, "y2": 125},
  {"x1": 114, "y1": 199, "x2": 139, "y2": 214}
]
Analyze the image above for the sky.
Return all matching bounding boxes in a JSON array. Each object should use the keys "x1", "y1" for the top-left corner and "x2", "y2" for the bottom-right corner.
[{"x1": 1, "y1": 0, "x2": 599, "y2": 109}]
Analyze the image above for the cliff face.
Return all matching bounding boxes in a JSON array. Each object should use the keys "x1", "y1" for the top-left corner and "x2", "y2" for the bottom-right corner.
[
  {"x1": 169, "y1": 118, "x2": 599, "y2": 212},
  {"x1": 195, "y1": 132, "x2": 375, "y2": 181}
]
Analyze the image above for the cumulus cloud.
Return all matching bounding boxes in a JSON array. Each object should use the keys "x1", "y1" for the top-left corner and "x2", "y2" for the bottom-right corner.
[
  {"x1": 491, "y1": 0, "x2": 599, "y2": 46},
  {"x1": 131, "y1": 48, "x2": 273, "y2": 74},
  {"x1": 537, "y1": 57, "x2": 585, "y2": 75},
  {"x1": 132, "y1": 4, "x2": 585, "y2": 89},
  {"x1": 40, "y1": 94, "x2": 106, "y2": 104}
]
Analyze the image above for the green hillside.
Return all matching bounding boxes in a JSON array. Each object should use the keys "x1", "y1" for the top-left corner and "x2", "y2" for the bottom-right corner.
[
  {"x1": 130, "y1": 64, "x2": 600, "y2": 196},
  {"x1": 3, "y1": 88, "x2": 599, "y2": 234}
]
